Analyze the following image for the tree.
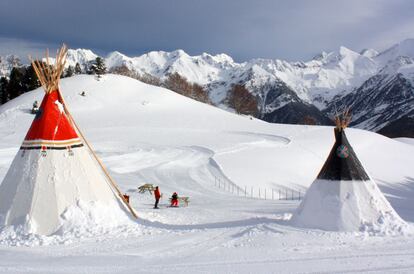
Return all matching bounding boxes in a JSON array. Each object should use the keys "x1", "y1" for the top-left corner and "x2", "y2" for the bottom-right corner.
[
  {"x1": 74, "y1": 62, "x2": 82, "y2": 74},
  {"x1": 90, "y1": 57, "x2": 106, "y2": 79},
  {"x1": 110, "y1": 65, "x2": 163, "y2": 87},
  {"x1": 191, "y1": 83, "x2": 211, "y2": 104},
  {"x1": 22, "y1": 64, "x2": 41, "y2": 91},
  {"x1": 163, "y1": 73, "x2": 211, "y2": 104},
  {"x1": 227, "y1": 84, "x2": 258, "y2": 116},
  {"x1": 6, "y1": 55, "x2": 21, "y2": 68},
  {"x1": 65, "y1": 65, "x2": 75, "y2": 77},
  {"x1": 0, "y1": 77, "x2": 9, "y2": 104},
  {"x1": 7, "y1": 67, "x2": 25, "y2": 100},
  {"x1": 303, "y1": 115, "x2": 317, "y2": 125},
  {"x1": 164, "y1": 72, "x2": 192, "y2": 96}
]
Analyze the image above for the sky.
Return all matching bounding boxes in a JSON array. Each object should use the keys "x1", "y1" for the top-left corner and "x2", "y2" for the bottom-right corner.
[{"x1": 0, "y1": 0, "x2": 413, "y2": 62}]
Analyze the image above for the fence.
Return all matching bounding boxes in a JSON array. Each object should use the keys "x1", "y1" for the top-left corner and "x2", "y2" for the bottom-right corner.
[{"x1": 214, "y1": 176, "x2": 302, "y2": 201}]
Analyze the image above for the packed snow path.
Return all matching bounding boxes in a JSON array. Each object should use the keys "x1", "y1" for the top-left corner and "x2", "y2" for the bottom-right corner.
[{"x1": 0, "y1": 75, "x2": 414, "y2": 273}]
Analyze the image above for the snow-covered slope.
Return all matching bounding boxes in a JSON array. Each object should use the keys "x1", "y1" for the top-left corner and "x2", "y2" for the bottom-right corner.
[{"x1": 0, "y1": 75, "x2": 414, "y2": 272}]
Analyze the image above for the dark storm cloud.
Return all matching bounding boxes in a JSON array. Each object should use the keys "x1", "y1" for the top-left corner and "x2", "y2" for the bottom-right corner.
[{"x1": 0, "y1": 0, "x2": 413, "y2": 61}]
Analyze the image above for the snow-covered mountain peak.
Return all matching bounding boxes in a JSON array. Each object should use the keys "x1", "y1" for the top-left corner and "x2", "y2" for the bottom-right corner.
[
  {"x1": 105, "y1": 51, "x2": 132, "y2": 68},
  {"x1": 311, "y1": 51, "x2": 340, "y2": 64},
  {"x1": 360, "y1": 48, "x2": 379, "y2": 58},
  {"x1": 376, "y1": 38, "x2": 414, "y2": 66},
  {"x1": 66, "y1": 49, "x2": 98, "y2": 67},
  {"x1": 167, "y1": 49, "x2": 189, "y2": 60},
  {"x1": 339, "y1": 46, "x2": 359, "y2": 58},
  {"x1": 200, "y1": 52, "x2": 235, "y2": 66}
]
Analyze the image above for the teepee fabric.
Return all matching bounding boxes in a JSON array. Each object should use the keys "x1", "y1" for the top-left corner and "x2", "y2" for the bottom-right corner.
[
  {"x1": 292, "y1": 126, "x2": 405, "y2": 232},
  {"x1": 0, "y1": 46, "x2": 135, "y2": 235}
]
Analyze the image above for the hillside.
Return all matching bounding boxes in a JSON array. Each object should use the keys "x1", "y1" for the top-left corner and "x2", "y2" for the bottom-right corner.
[
  {"x1": 0, "y1": 74, "x2": 414, "y2": 272},
  {"x1": 2, "y1": 40, "x2": 414, "y2": 137}
]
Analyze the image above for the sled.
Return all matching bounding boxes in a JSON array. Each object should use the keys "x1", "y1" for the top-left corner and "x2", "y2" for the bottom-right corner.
[
  {"x1": 138, "y1": 183, "x2": 155, "y2": 194},
  {"x1": 169, "y1": 196, "x2": 190, "y2": 207}
]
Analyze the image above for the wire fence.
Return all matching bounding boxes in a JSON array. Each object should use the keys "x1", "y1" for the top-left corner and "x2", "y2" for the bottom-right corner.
[{"x1": 214, "y1": 176, "x2": 302, "y2": 201}]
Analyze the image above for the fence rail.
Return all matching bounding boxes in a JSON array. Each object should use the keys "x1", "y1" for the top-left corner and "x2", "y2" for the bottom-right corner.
[{"x1": 214, "y1": 176, "x2": 302, "y2": 201}]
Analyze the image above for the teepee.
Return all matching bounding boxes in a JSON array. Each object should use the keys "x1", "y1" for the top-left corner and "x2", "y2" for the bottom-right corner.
[
  {"x1": 291, "y1": 110, "x2": 405, "y2": 232},
  {"x1": 0, "y1": 45, "x2": 136, "y2": 235}
]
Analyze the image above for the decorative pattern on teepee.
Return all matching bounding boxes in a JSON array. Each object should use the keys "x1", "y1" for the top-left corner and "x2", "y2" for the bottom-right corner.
[
  {"x1": 0, "y1": 45, "x2": 136, "y2": 235},
  {"x1": 291, "y1": 109, "x2": 406, "y2": 232}
]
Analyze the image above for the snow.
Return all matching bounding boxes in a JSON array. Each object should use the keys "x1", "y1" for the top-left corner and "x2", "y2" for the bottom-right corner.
[
  {"x1": 292, "y1": 178, "x2": 407, "y2": 233},
  {"x1": 0, "y1": 74, "x2": 414, "y2": 272},
  {"x1": 395, "y1": 138, "x2": 414, "y2": 147}
]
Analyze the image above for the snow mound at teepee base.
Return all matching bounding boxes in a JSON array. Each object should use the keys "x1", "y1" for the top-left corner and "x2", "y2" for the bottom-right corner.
[
  {"x1": 0, "y1": 200, "x2": 137, "y2": 246},
  {"x1": 291, "y1": 179, "x2": 409, "y2": 234}
]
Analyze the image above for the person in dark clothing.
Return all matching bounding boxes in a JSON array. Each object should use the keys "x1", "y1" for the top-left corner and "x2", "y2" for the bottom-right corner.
[
  {"x1": 154, "y1": 186, "x2": 161, "y2": 209},
  {"x1": 171, "y1": 192, "x2": 179, "y2": 207}
]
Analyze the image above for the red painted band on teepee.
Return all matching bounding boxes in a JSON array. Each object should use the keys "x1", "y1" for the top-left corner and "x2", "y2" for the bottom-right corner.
[{"x1": 24, "y1": 90, "x2": 80, "y2": 142}]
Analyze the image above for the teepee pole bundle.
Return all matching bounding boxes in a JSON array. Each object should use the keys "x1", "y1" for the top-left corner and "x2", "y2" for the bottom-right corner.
[
  {"x1": 30, "y1": 45, "x2": 67, "y2": 94},
  {"x1": 334, "y1": 108, "x2": 352, "y2": 131}
]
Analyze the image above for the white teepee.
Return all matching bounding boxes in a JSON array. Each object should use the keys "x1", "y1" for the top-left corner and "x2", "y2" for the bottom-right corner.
[
  {"x1": 0, "y1": 46, "x2": 136, "y2": 235},
  {"x1": 291, "y1": 111, "x2": 406, "y2": 232}
]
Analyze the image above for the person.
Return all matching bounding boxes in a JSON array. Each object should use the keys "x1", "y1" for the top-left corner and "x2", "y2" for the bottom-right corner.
[
  {"x1": 171, "y1": 192, "x2": 179, "y2": 207},
  {"x1": 154, "y1": 186, "x2": 161, "y2": 209}
]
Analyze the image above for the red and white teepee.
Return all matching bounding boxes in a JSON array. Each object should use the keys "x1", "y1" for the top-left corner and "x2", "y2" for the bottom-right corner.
[{"x1": 0, "y1": 45, "x2": 136, "y2": 235}]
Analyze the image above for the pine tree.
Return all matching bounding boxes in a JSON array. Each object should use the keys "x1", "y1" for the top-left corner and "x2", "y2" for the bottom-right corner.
[
  {"x1": 7, "y1": 67, "x2": 25, "y2": 100},
  {"x1": 90, "y1": 57, "x2": 106, "y2": 79},
  {"x1": 65, "y1": 65, "x2": 75, "y2": 77},
  {"x1": 0, "y1": 77, "x2": 9, "y2": 104},
  {"x1": 22, "y1": 64, "x2": 41, "y2": 91},
  {"x1": 74, "y1": 62, "x2": 82, "y2": 74}
]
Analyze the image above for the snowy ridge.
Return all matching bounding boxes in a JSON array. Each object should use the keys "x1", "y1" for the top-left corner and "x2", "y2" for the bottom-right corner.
[{"x1": 1, "y1": 39, "x2": 414, "y2": 134}]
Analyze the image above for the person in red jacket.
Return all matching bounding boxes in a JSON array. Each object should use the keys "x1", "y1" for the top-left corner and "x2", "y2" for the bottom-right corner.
[
  {"x1": 154, "y1": 186, "x2": 161, "y2": 209},
  {"x1": 170, "y1": 192, "x2": 179, "y2": 207}
]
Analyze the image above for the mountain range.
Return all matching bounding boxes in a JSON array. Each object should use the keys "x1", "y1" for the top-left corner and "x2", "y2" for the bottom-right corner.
[{"x1": 1, "y1": 39, "x2": 413, "y2": 137}]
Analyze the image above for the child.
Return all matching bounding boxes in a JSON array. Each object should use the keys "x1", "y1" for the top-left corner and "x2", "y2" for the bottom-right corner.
[{"x1": 170, "y1": 192, "x2": 179, "y2": 207}]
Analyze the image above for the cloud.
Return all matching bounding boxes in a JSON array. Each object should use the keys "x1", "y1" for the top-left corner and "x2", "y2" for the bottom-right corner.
[
  {"x1": 0, "y1": 37, "x2": 59, "y2": 62},
  {"x1": 0, "y1": 0, "x2": 412, "y2": 61}
]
